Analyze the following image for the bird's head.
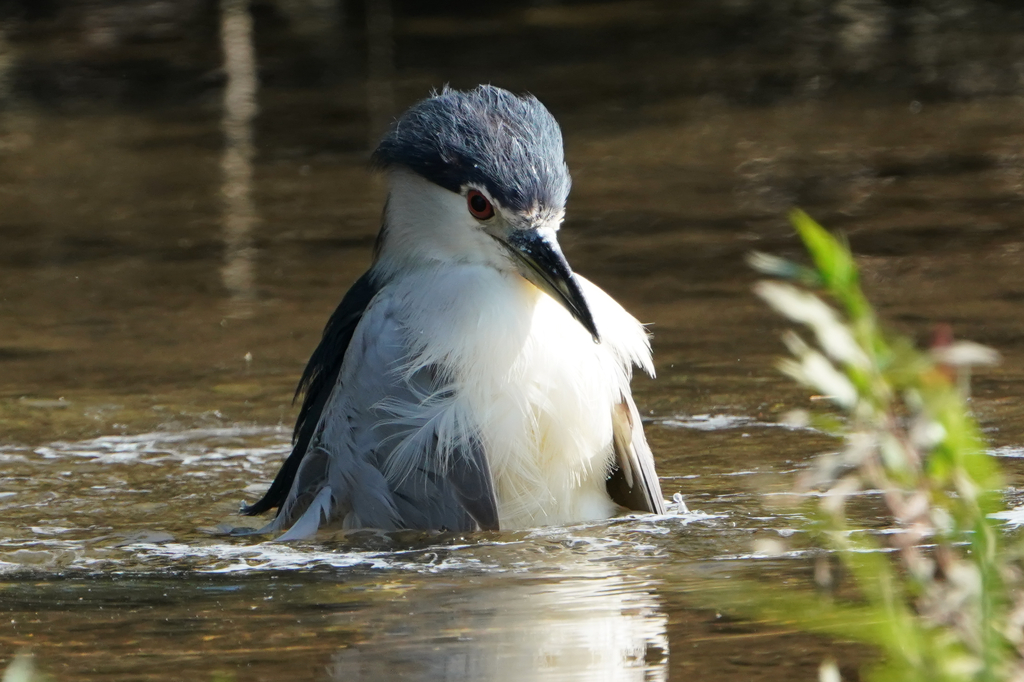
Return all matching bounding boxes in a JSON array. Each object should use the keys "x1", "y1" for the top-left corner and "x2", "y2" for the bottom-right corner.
[{"x1": 370, "y1": 85, "x2": 599, "y2": 342}]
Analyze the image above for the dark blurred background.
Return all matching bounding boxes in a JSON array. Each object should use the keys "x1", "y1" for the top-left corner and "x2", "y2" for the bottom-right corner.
[
  {"x1": 1, "y1": 0, "x2": 1023, "y2": 444},
  {"x1": 3, "y1": 1, "x2": 1024, "y2": 138},
  {"x1": 3, "y1": 2, "x2": 1024, "y2": 108}
]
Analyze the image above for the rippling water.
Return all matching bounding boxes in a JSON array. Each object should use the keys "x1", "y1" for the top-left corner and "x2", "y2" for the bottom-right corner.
[{"x1": 3, "y1": 1, "x2": 1024, "y2": 679}]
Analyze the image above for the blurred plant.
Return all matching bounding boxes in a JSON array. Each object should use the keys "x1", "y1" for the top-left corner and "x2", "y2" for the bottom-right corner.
[{"x1": 748, "y1": 210, "x2": 1017, "y2": 682}]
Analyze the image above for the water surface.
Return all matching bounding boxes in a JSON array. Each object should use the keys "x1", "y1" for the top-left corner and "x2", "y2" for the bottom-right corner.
[{"x1": 2, "y1": 1, "x2": 1024, "y2": 679}]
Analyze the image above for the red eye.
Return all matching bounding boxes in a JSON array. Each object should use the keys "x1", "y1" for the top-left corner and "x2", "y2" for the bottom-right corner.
[{"x1": 467, "y1": 190, "x2": 494, "y2": 220}]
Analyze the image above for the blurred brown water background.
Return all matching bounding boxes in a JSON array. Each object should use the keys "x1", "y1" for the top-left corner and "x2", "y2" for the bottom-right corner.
[{"x1": 2, "y1": 1, "x2": 1024, "y2": 679}]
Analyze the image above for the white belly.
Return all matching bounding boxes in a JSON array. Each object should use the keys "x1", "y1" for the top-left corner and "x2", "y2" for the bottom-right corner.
[{"x1": 390, "y1": 263, "x2": 652, "y2": 529}]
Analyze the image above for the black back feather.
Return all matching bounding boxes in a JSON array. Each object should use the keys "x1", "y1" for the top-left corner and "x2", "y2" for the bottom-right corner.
[{"x1": 242, "y1": 269, "x2": 380, "y2": 516}]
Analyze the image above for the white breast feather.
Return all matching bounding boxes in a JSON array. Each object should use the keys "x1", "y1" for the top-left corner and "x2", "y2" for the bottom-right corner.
[{"x1": 385, "y1": 264, "x2": 653, "y2": 529}]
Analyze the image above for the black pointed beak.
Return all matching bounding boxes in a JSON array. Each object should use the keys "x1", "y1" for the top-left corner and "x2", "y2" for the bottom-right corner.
[{"x1": 504, "y1": 229, "x2": 600, "y2": 342}]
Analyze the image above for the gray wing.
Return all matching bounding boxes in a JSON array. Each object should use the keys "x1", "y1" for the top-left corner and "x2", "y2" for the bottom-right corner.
[
  {"x1": 269, "y1": 292, "x2": 499, "y2": 540},
  {"x1": 243, "y1": 270, "x2": 379, "y2": 517},
  {"x1": 606, "y1": 391, "x2": 666, "y2": 514}
]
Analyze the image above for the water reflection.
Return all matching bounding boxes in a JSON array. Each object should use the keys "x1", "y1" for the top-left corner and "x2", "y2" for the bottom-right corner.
[
  {"x1": 0, "y1": 30, "x2": 12, "y2": 105},
  {"x1": 834, "y1": 0, "x2": 891, "y2": 73},
  {"x1": 365, "y1": 0, "x2": 396, "y2": 144},
  {"x1": 219, "y1": 0, "x2": 259, "y2": 317},
  {"x1": 328, "y1": 569, "x2": 668, "y2": 682}
]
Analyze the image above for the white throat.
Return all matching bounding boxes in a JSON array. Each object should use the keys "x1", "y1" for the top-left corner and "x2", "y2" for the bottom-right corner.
[{"x1": 374, "y1": 169, "x2": 511, "y2": 280}]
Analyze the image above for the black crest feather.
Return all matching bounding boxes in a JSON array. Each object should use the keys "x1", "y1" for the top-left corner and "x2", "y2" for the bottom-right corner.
[{"x1": 372, "y1": 85, "x2": 571, "y2": 213}]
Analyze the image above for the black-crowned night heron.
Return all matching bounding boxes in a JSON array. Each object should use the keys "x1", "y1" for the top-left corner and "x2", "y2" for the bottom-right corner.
[{"x1": 244, "y1": 85, "x2": 665, "y2": 539}]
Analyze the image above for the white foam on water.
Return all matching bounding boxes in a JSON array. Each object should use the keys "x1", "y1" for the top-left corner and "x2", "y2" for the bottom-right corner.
[
  {"x1": 990, "y1": 507, "x2": 1024, "y2": 527},
  {"x1": 32, "y1": 425, "x2": 291, "y2": 467},
  {"x1": 991, "y1": 445, "x2": 1024, "y2": 458},
  {"x1": 657, "y1": 414, "x2": 760, "y2": 431},
  {"x1": 106, "y1": 508, "x2": 724, "y2": 575},
  {"x1": 657, "y1": 413, "x2": 818, "y2": 432}
]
